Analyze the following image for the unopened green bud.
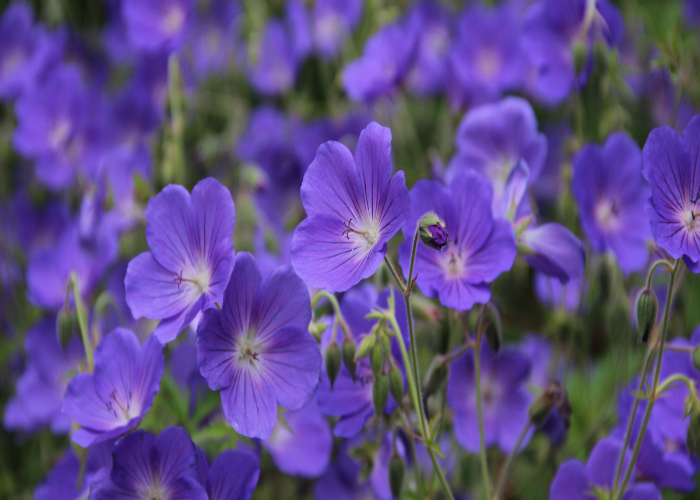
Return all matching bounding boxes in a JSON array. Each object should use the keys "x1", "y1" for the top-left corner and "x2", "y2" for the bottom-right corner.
[
  {"x1": 342, "y1": 338, "x2": 357, "y2": 381},
  {"x1": 371, "y1": 343, "x2": 384, "y2": 378},
  {"x1": 326, "y1": 341, "x2": 341, "y2": 390},
  {"x1": 636, "y1": 288, "x2": 658, "y2": 343},
  {"x1": 389, "y1": 366, "x2": 404, "y2": 404},
  {"x1": 373, "y1": 374, "x2": 390, "y2": 416},
  {"x1": 573, "y1": 40, "x2": 588, "y2": 75},
  {"x1": 687, "y1": 411, "x2": 700, "y2": 459},
  {"x1": 355, "y1": 335, "x2": 375, "y2": 361},
  {"x1": 308, "y1": 321, "x2": 328, "y2": 342},
  {"x1": 417, "y1": 212, "x2": 449, "y2": 251},
  {"x1": 56, "y1": 310, "x2": 76, "y2": 349},
  {"x1": 693, "y1": 346, "x2": 700, "y2": 373},
  {"x1": 529, "y1": 381, "x2": 570, "y2": 427},
  {"x1": 389, "y1": 453, "x2": 405, "y2": 498},
  {"x1": 381, "y1": 334, "x2": 392, "y2": 353}
]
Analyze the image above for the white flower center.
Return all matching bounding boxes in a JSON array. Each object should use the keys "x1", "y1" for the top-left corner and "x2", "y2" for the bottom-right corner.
[
  {"x1": 236, "y1": 332, "x2": 263, "y2": 368},
  {"x1": 49, "y1": 119, "x2": 72, "y2": 149},
  {"x1": 595, "y1": 199, "x2": 620, "y2": 231},
  {"x1": 477, "y1": 48, "x2": 500, "y2": 80},
  {"x1": 342, "y1": 217, "x2": 382, "y2": 255},
  {"x1": 439, "y1": 243, "x2": 465, "y2": 280},
  {"x1": 173, "y1": 263, "x2": 213, "y2": 299},
  {"x1": 162, "y1": 5, "x2": 185, "y2": 36},
  {"x1": 1, "y1": 49, "x2": 26, "y2": 77}
]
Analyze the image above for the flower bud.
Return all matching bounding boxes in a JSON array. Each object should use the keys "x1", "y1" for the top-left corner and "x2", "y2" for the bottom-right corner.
[
  {"x1": 693, "y1": 346, "x2": 700, "y2": 373},
  {"x1": 325, "y1": 341, "x2": 341, "y2": 390},
  {"x1": 389, "y1": 453, "x2": 405, "y2": 498},
  {"x1": 56, "y1": 310, "x2": 76, "y2": 349},
  {"x1": 355, "y1": 334, "x2": 375, "y2": 361},
  {"x1": 389, "y1": 365, "x2": 404, "y2": 404},
  {"x1": 418, "y1": 212, "x2": 449, "y2": 251},
  {"x1": 373, "y1": 374, "x2": 390, "y2": 416},
  {"x1": 371, "y1": 343, "x2": 384, "y2": 378},
  {"x1": 636, "y1": 288, "x2": 658, "y2": 343},
  {"x1": 308, "y1": 320, "x2": 328, "y2": 342},
  {"x1": 529, "y1": 381, "x2": 570, "y2": 427},
  {"x1": 342, "y1": 338, "x2": 357, "y2": 381},
  {"x1": 687, "y1": 411, "x2": 700, "y2": 459}
]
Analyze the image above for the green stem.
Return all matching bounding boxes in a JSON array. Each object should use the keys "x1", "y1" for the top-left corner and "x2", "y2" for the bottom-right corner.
[
  {"x1": 494, "y1": 420, "x2": 532, "y2": 500},
  {"x1": 311, "y1": 290, "x2": 353, "y2": 341},
  {"x1": 474, "y1": 312, "x2": 492, "y2": 500},
  {"x1": 657, "y1": 374, "x2": 700, "y2": 408},
  {"x1": 384, "y1": 255, "x2": 407, "y2": 294},
  {"x1": 614, "y1": 259, "x2": 681, "y2": 500},
  {"x1": 645, "y1": 259, "x2": 674, "y2": 289},
  {"x1": 70, "y1": 273, "x2": 93, "y2": 371}
]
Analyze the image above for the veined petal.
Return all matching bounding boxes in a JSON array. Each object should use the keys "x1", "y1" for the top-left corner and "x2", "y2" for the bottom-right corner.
[
  {"x1": 196, "y1": 308, "x2": 237, "y2": 390},
  {"x1": 221, "y1": 253, "x2": 261, "y2": 338},
  {"x1": 145, "y1": 184, "x2": 195, "y2": 272},
  {"x1": 354, "y1": 122, "x2": 392, "y2": 222},
  {"x1": 207, "y1": 450, "x2": 260, "y2": 500},
  {"x1": 221, "y1": 368, "x2": 277, "y2": 439},
  {"x1": 253, "y1": 266, "x2": 311, "y2": 340}
]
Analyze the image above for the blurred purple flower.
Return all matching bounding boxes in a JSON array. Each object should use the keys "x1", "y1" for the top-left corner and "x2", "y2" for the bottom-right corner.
[
  {"x1": 641, "y1": 116, "x2": 700, "y2": 268},
  {"x1": 3, "y1": 317, "x2": 83, "y2": 435},
  {"x1": 263, "y1": 399, "x2": 332, "y2": 478},
  {"x1": 291, "y1": 122, "x2": 410, "y2": 293},
  {"x1": 573, "y1": 132, "x2": 651, "y2": 272},
  {"x1": 121, "y1": 0, "x2": 194, "y2": 53},
  {"x1": 550, "y1": 437, "x2": 661, "y2": 500},
  {"x1": 125, "y1": 178, "x2": 236, "y2": 344},
  {"x1": 534, "y1": 272, "x2": 585, "y2": 313},
  {"x1": 447, "y1": 341, "x2": 533, "y2": 454},
  {"x1": 196, "y1": 252, "x2": 320, "y2": 439},
  {"x1": 342, "y1": 23, "x2": 416, "y2": 102},
  {"x1": 90, "y1": 427, "x2": 208, "y2": 500},
  {"x1": 519, "y1": 222, "x2": 586, "y2": 283},
  {"x1": 316, "y1": 285, "x2": 409, "y2": 437},
  {"x1": 62, "y1": 329, "x2": 165, "y2": 447},
  {"x1": 446, "y1": 3, "x2": 525, "y2": 109},
  {"x1": 398, "y1": 171, "x2": 516, "y2": 311},
  {"x1": 312, "y1": 0, "x2": 362, "y2": 59}
]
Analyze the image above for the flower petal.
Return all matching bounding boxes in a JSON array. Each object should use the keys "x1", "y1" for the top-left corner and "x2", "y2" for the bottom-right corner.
[
  {"x1": 222, "y1": 252, "x2": 261, "y2": 338},
  {"x1": 144, "y1": 184, "x2": 194, "y2": 272},
  {"x1": 253, "y1": 265, "x2": 311, "y2": 340},
  {"x1": 197, "y1": 308, "x2": 236, "y2": 391},
  {"x1": 220, "y1": 369, "x2": 277, "y2": 439},
  {"x1": 207, "y1": 450, "x2": 260, "y2": 500}
]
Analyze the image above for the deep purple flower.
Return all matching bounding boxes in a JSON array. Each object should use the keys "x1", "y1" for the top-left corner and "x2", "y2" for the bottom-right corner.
[
  {"x1": 262, "y1": 399, "x2": 332, "y2": 478},
  {"x1": 342, "y1": 23, "x2": 416, "y2": 102},
  {"x1": 398, "y1": 171, "x2": 516, "y2": 311},
  {"x1": 573, "y1": 132, "x2": 651, "y2": 272},
  {"x1": 688, "y1": 0, "x2": 700, "y2": 25},
  {"x1": 446, "y1": 3, "x2": 525, "y2": 109},
  {"x1": 519, "y1": 222, "x2": 586, "y2": 284},
  {"x1": 446, "y1": 97, "x2": 548, "y2": 218},
  {"x1": 404, "y1": 0, "x2": 452, "y2": 96},
  {"x1": 34, "y1": 440, "x2": 113, "y2": 500},
  {"x1": 0, "y1": 1, "x2": 51, "y2": 100},
  {"x1": 312, "y1": 0, "x2": 362, "y2": 59},
  {"x1": 3, "y1": 317, "x2": 83, "y2": 435},
  {"x1": 534, "y1": 272, "x2": 585, "y2": 313},
  {"x1": 204, "y1": 449, "x2": 260, "y2": 500},
  {"x1": 550, "y1": 437, "x2": 662, "y2": 500},
  {"x1": 125, "y1": 178, "x2": 236, "y2": 343},
  {"x1": 292, "y1": 122, "x2": 410, "y2": 293},
  {"x1": 121, "y1": 0, "x2": 194, "y2": 53},
  {"x1": 196, "y1": 252, "x2": 321, "y2": 439},
  {"x1": 26, "y1": 219, "x2": 119, "y2": 311},
  {"x1": 90, "y1": 427, "x2": 207, "y2": 500},
  {"x1": 522, "y1": 0, "x2": 624, "y2": 105},
  {"x1": 62, "y1": 328, "x2": 165, "y2": 447},
  {"x1": 641, "y1": 116, "x2": 700, "y2": 268},
  {"x1": 316, "y1": 284, "x2": 409, "y2": 437},
  {"x1": 447, "y1": 341, "x2": 533, "y2": 453},
  {"x1": 12, "y1": 64, "x2": 89, "y2": 189}
]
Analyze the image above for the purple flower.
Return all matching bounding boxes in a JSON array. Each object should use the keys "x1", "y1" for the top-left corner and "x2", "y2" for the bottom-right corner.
[
  {"x1": 34, "y1": 440, "x2": 113, "y2": 500},
  {"x1": 62, "y1": 328, "x2": 165, "y2": 447},
  {"x1": 312, "y1": 0, "x2": 362, "y2": 59},
  {"x1": 534, "y1": 272, "x2": 585, "y2": 313},
  {"x1": 262, "y1": 399, "x2": 332, "y2": 477},
  {"x1": 121, "y1": 0, "x2": 194, "y2": 53},
  {"x1": 0, "y1": 1, "x2": 51, "y2": 100},
  {"x1": 316, "y1": 284, "x2": 409, "y2": 437},
  {"x1": 519, "y1": 222, "x2": 586, "y2": 283},
  {"x1": 196, "y1": 252, "x2": 321, "y2": 439},
  {"x1": 205, "y1": 449, "x2": 260, "y2": 500},
  {"x1": 446, "y1": 3, "x2": 525, "y2": 109},
  {"x1": 3, "y1": 317, "x2": 83, "y2": 435},
  {"x1": 446, "y1": 341, "x2": 533, "y2": 454},
  {"x1": 550, "y1": 437, "x2": 662, "y2": 500},
  {"x1": 12, "y1": 64, "x2": 89, "y2": 189},
  {"x1": 291, "y1": 122, "x2": 410, "y2": 293},
  {"x1": 125, "y1": 178, "x2": 236, "y2": 344},
  {"x1": 446, "y1": 97, "x2": 548, "y2": 218},
  {"x1": 342, "y1": 23, "x2": 416, "y2": 102},
  {"x1": 573, "y1": 132, "x2": 651, "y2": 272},
  {"x1": 398, "y1": 172, "x2": 517, "y2": 312},
  {"x1": 90, "y1": 427, "x2": 208, "y2": 500},
  {"x1": 26, "y1": 219, "x2": 118, "y2": 311},
  {"x1": 404, "y1": 0, "x2": 453, "y2": 97},
  {"x1": 641, "y1": 116, "x2": 700, "y2": 268},
  {"x1": 522, "y1": 0, "x2": 624, "y2": 105}
]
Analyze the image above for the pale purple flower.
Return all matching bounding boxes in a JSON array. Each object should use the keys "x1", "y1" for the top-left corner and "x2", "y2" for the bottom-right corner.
[
  {"x1": 121, "y1": 0, "x2": 194, "y2": 53},
  {"x1": 125, "y1": 178, "x2": 236, "y2": 343},
  {"x1": 196, "y1": 252, "x2": 321, "y2": 439},
  {"x1": 291, "y1": 122, "x2": 410, "y2": 293}
]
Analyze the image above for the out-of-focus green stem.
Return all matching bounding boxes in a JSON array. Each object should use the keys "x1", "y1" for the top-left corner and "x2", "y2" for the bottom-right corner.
[
  {"x1": 494, "y1": 420, "x2": 532, "y2": 499},
  {"x1": 70, "y1": 272, "x2": 92, "y2": 371}
]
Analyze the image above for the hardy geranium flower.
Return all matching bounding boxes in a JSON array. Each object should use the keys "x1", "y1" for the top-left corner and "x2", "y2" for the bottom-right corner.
[
  {"x1": 573, "y1": 132, "x2": 651, "y2": 272},
  {"x1": 121, "y1": 0, "x2": 194, "y2": 53},
  {"x1": 291, "y1": 122, "x2": 410, "y2": 293},
  {"x1": 446, "y1": 341, "x2": 533, "y2": 453},
  {"x1": 550, "y1": 437, "x2": 662, "y2": 500},
  {"x1": 90, "y1": 427, "x2": 207, "y2": 500},
  {"x1": 196, "y1": 252, "x2": 321, "y2": 439},
  {"x1": 398, "y1": 171, "x2": 517, "y2": 312},
  {"x1": 125, "y1": 177, "x2": 236, "y2": 343},
  {"x1": 642, "y1": 116, "x2": 700, "y2": 269},
  {"x1": 62, "y1": 329, "x2": 165, "y2": 447}
]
